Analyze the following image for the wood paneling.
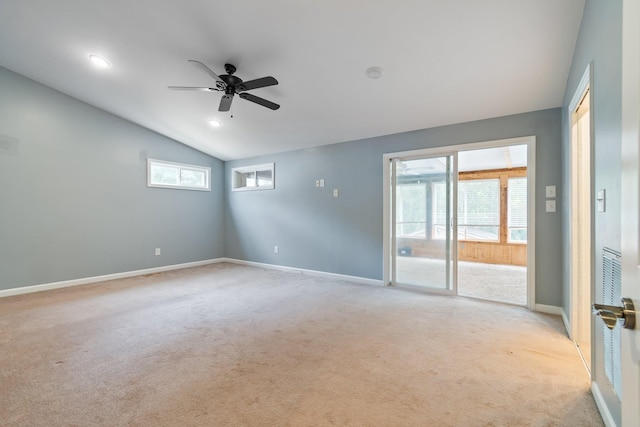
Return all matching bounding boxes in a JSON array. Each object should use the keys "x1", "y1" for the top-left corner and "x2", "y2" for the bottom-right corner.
[{"x1": 458, "y1": 241, "x2": 527, "y2": 266}]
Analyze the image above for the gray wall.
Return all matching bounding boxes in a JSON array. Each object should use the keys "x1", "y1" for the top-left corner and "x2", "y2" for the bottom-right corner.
[
  {"x1": 0, "y1": 67, "x2": 225, "y2": 290},
  {"x1": 225, "y1": 108, "x2": 563, "y2": 306},
  {"x1": 560, "y1": 0, "x2": 622, "y2": 422}
]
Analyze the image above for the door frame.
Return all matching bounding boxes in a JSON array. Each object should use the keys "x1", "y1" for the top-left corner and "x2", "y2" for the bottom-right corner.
[
  {"x1": 567, "y1": 63, "x2": 594, "y2": 369},
  {"x1": 383, "y1": 136, "x2": 536, "y2": 310},
  {"x1": 388, "y1": 152, "x2": 459, "y2": 295}
]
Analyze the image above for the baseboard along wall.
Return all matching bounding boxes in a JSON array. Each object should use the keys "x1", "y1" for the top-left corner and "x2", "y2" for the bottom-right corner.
[
  {"x1": 221, "y1": 258, "x2": 384, "y2": 287},
  {"x1": 0, "y1": 259, "x2": 225, "y2": 298},
  {"x1": 0, "y1": 258, "x2": 384, "y2": 299}
]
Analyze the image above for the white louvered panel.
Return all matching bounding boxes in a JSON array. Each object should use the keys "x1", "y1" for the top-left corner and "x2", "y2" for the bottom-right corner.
[{"x1": 602, "y1": 248, "x2": 622, "y2": 399}]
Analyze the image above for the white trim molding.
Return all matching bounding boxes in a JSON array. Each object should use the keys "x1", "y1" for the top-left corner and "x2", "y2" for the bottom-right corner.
[
  {"x1": 592, "y1": 382, "x2": 617, "y2": 427},
  {"x1": 0, "y1": 259, "x2": 225, "y2": 298},
  {"x1": 221, "y1": 258, "x2": 384, "y2": 287},
  {"x1": 534, "y1": 304, "x2": 564, "y2": 316}
]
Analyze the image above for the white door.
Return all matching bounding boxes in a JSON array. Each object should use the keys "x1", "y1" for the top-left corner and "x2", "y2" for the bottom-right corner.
[{"x1": 620, "y1": 0, "x2": 640, "y2": 424}]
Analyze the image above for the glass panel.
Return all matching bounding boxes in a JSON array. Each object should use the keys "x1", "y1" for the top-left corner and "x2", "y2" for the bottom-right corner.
[
  {"x1": 394, "y1": 156, "x2": 453, "y2": 290},
  {"x1": 180, "y1": 168, "x2": 207, "y2": 188},
  {"x1": 256, "y1": 169, "x2": 273, "y2": 187},
  {"x1": 151, "y1": 164, "x2": 179, "y2": 186},
  {"x1": 457, "y1": 179, "x2": 500, "y2": 241}
]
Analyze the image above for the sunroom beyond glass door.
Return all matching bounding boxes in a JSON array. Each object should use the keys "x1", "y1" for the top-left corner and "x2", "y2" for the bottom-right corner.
[{"x1": 392, "y1": 155, "x2": 456, "y2": 291}]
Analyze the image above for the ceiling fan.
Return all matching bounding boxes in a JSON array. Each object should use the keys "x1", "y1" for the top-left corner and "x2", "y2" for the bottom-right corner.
[{"x1": 169, "y1": 60, "x2": 280, "y2": 112}]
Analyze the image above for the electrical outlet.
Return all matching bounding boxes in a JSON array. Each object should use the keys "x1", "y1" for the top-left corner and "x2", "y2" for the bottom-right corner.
[
  {"x1": 155, "y1": 248, "x2": 161, "y2": 256},
  {"x1": 274, "y1": 245, "x2": 279, "y2": 254}
]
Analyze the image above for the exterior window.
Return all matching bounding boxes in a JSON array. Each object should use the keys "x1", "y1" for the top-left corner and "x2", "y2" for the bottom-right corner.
[
  {"x1": 147, "y1": 159, "x2": 210, "y2": 191},
  {"x1": 232, "y1": 163, "x2": 275, "y2": 191},
  {"x1": 457, "y1": 179, "x2": 500, "y2": 241},
  {"x1": 508, "y1": 177, "x2": 527, "y2": 243}
]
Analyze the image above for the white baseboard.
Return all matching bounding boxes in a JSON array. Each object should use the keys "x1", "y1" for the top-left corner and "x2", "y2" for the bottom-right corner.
[
  {"x1": 592, "y1": 381, "x2": 617, "y2": 427},
  {"x1": 534, "y1": 304, "x2": 564, "y2": 315},
  {"x1": 0, "y1": 258, "x2": 225, "y2": 298},
  {"x1": 561, "y1": 310, "x2": 572, "y2": 339},
  {"x1": 221, "y1": 258, "x2": 384, "y2": 287}
]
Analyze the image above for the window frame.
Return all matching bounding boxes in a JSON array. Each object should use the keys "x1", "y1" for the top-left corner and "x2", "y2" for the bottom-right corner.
[
  {"x1": 147, "y1": 158, "x2": 211, "y2": 191},
  {"x1": 231, "y1": 163, "x2": 275, "y2": 192},
  {"x1": 456, "y1": 167, "x2": 527, "y2": 245}
]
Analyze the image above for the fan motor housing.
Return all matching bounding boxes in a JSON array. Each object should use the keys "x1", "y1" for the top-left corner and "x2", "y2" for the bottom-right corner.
[{"x1": 221, "y1": 74, "x2": 243, "y2": 90}]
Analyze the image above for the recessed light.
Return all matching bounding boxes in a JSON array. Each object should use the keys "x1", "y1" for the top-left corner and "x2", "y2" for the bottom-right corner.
[
  {"x1": 208, "y1": 119, "x2": 221, "y2": 128},
  {"x1": 365, "y1": 66, "x2": 383, "y2": 79},
  {"x1": 88, "y1": 54, "x2": 111, "y2": 68}
]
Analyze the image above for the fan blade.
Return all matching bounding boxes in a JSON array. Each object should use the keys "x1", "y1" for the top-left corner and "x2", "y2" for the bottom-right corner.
[
  {"x1": 188, "y1": 60, "x2": 227, "y2": 87},
  {"x1": 238, "y1": 93, "x2": 280, "y2": 110},
  {"x1": 167, "y1": 86, "x2": 218, "y2": 92},
  {"x1": 219, "y1": 94, "x2": 233, "y2": 112},
  {"x1": 236, "y1": 76, "x2": 278, "y2": 92}
]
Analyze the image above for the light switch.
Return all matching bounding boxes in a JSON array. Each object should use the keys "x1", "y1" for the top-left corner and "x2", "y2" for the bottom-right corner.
[
  {"x1": 320, "y1": 179, "x2": 325, "y2": 188},
  {"x1": 597, "y1": 189, "x2": 606, "y2": 212},
  {"x1": 545, "y1": 200, "x2": 556, "y2": 213},
  {"x1": 545, "y1": 185, "x2": 556, "y2": 198},
  {"x1": 333, "y1": 189, "x2": 339, "y2": 197}
]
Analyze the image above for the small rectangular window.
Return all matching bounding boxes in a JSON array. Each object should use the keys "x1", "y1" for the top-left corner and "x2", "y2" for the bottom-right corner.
[
  {"x1": 232, "y1": 163, "x2": 275, "y2": 191},
  {"x1": 147, "y1": 159, "x2": 211, "y2": 191}
]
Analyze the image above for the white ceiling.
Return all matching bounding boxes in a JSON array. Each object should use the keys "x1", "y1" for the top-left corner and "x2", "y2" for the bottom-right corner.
[{"x1": 0, "y1": 0, "x2": 584, "y2": 161}]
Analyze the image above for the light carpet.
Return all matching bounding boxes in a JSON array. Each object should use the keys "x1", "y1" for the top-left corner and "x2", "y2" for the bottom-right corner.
[{"x1": 0, "y1": 262, "x2": 602, "y2": 426}]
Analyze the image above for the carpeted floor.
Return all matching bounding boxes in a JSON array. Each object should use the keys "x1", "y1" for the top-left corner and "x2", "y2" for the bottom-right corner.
[{"x1": 0, "y1": 262, "x2": 602, "y2": 426}]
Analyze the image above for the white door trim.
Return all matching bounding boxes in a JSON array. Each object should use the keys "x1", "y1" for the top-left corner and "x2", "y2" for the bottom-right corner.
[{"x1": 567, "y1": 62, "x2": 594, "y2": 361}]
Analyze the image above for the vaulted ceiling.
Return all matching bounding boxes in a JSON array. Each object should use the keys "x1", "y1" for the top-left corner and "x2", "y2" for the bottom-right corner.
[{"x1": 0, "y1": 0, "x2": 584, "y2": 160}]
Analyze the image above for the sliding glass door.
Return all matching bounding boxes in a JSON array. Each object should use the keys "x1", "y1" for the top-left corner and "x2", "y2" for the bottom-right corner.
[{"x1": 390, "y1": 154, "x2": 457, "y2": 292}]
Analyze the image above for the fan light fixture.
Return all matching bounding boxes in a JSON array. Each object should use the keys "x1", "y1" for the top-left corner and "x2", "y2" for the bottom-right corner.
[
  {"x1": 208, "y1": 119, "x2": 221, "y2": 128},
  {"x1": 89, "y1": 54, "x2": 111, "y2": 68}
]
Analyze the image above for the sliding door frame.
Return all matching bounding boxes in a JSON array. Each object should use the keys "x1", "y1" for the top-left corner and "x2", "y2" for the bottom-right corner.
[
  {"x1": 388, "y1": 152, "x2": 459, "y2": 294},
  {"x1": 383, "y1": 136, "x2": 536, "y2": 310}
]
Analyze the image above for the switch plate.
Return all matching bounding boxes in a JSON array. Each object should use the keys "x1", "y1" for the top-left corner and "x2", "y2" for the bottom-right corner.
[
  {"x1": 545, "y1": 185, "x2": 556, "y2": 198},
  {"x1": 274, "y1": 245, "x2": 279, "y2": 254},
  {"x1": 315, "y1": 180, "x2": 320, "y2": 188},
  {"x1": 320, "y1": 179, "x2": 325, "y2": 188},
  {"x1": 597, "y1": 189, "x2": 606, "y2": 212},
  {"x1": 155, "y1": 248, "x2": 161, "y2": 256},
  {"x1": 333, "y1": 188, "x2": 339, "y2": 197},
  {"x1": 545, "y1": 200, "x2": 556, "y2": 212}
]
